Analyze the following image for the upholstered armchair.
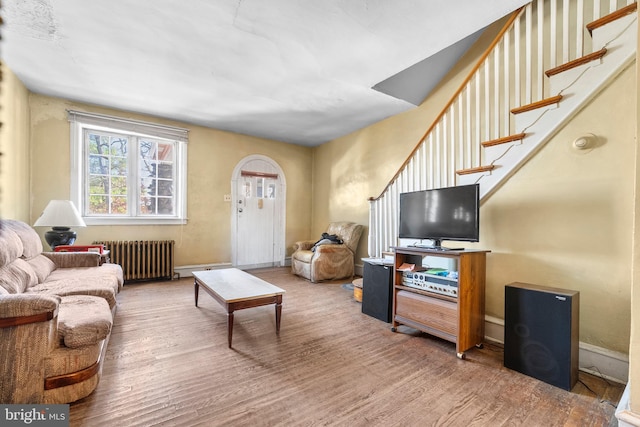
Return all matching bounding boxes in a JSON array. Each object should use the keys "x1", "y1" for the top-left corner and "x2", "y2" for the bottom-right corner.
[{"x1": 291, "y1": 222, "x2": 364, "y2": 283}]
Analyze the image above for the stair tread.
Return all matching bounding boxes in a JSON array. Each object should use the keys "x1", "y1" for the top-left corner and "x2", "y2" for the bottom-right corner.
[
  {"x1": 481, "y1": 133, "x2": 526, "y2": 147},
  {"x1": 456, "y1": 165, "x2": 495, "y2": 175},
  {"x1": 545, "y1": 48, "x2": 607, "y2": 77},
  {"x1": 511, "y1": 95, "x2": 563, "y2": 115},
  {"x1": 587, "y1": 2, "x2": 637, "y2": 34}
]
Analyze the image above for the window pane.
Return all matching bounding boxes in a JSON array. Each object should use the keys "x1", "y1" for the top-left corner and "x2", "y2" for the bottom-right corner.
[
  {"x1": 89, "y1": 195, "x2": 108, "y2": 214},
  {"x1": 158, "y1": 180, "x2": 173, "y2": 197},
  {"x1": 110, "y1": 137, "x2": 127, "y2": 156},
  {"x1": 85, "y1": 129, "x2": 131, "y2": 217},
  {"x1": 140, "y1": 197, "x2": 156, "y2": 214},
  {"x1": 140, "y1": 178, "x2": 156, "y2": 197},
  {"x1": 157, "y1": 143, "x2": 173, "y2": 161},
  {"x1": 256, "y1": 178, "x2": 263, "y2": 198},
  {"x1": 158, "y1": 198, "x2": 173, "y2": 214},
  {"x1": 140, "y1": 161, "x2": 156, "y2": 179},
  {"x1": 89, "y1": 176, "x2": 109, "y2": 195},
  {"x1": 111, "y1": 176, "x2": 127, "y2": 195},
  {"x1": 88, "y1": 134, "x2": 100, "y2": 154},
  {"x1": 110, "y1": 196, "x2": 128, "y2": 214},
  {"x1": 88, "y1": 133, "x2": 110, "y2": 155},
  {"x1": 111, "y1": 157, "x2": 127, "y2": 176},
  {"x1": 157, "y1": 163, "x2": 173, "y2": 179},
  {"x1": 267, "y1": 183, "x2": 276, "y2": 198},
  {"x1": 139, "y1": 139, "x2": 156, "y2": 161},
  {"x1": 89, "y1": 155, "x2": 109, "y2": 174}
]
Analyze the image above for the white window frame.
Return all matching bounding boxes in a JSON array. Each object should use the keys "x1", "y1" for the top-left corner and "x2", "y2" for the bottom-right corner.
[{"x1": 69, "y1": 110, "x2": 188, "y2": 225}]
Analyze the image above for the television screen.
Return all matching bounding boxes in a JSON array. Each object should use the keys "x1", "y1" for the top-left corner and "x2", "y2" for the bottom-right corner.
[{"x1": 398, "y1": 184, "x2": 479, "y2": 248}]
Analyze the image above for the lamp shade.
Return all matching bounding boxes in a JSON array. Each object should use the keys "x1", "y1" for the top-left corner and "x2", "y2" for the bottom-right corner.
[{"x1": 34, "y1": 200, "x2": 86, "y2": 227}]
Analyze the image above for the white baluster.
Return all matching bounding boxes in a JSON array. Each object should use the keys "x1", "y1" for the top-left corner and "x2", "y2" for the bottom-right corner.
[
  {"x1": 563, "y1": 0, "x2": 570, "y2": 62},
  {"x1": 537, "y1": 0, "x2": 544, "y2": 100},
  {"x1": 526, "y1": 5, "x2": 533, "y2": 103},
  {"x1": 551, "y1": 0, "x2": 558, "y2": 68},
  {"x1": 577, "y1": 0, "x2": 585, "y2": 58}
]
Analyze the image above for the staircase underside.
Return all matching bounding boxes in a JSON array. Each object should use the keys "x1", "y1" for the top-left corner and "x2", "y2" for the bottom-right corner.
[{"x1": 457, "y1": 12, "x2": 637, "y2": 200}]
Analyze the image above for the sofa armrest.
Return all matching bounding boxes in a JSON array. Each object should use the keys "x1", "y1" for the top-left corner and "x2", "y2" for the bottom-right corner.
[
  {"x1": 43, "y1": 252, "x2": 101, "y2": 268},
  {"x1": 293, "y1": 240, "x2": 315, "y2": 251},
  {"x1": 0, "y1": 294, "x2": 60, "y2": 326},
  {"x1": 0, "y1": 294, "x2": 59, "y2": 403}
]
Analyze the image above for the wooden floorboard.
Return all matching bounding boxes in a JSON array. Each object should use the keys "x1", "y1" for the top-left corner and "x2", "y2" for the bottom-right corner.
[{"x1": 69, "y1": 267, "x2": 624, "y2": 426}]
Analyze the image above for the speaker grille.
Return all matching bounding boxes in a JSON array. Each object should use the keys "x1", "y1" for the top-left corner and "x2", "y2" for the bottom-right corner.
[{"x1": 504, "y1": 282, "x2": 579, "y2": 390}]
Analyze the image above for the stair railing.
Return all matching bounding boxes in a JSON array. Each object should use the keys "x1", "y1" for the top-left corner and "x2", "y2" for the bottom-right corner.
[{"x1": 368, "y1": 0, "x2": 636, "y2": 257}]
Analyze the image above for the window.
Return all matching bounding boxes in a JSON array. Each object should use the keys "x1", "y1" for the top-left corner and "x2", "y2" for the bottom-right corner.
[{"x1": 69, "y1": 111, "x2": 188, "y2": 225}]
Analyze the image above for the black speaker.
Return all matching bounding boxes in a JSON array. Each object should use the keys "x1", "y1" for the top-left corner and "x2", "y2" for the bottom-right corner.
[
  {"x1": 504, "y1": 282, "x2": 579, "y2": 390},
  {"x1": 362, "y1": 262, "x2": 393, "y2": 323}
]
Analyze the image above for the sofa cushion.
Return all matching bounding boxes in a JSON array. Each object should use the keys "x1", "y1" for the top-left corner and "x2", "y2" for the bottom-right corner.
[
  {"x1": 27, "y1": 254, "x2": 57, "y2": 284},
  {"x1": 26, "y1": 277, "x2": 118, "y2": 309},
  {"x1": 94, "y1": 264, "x2": 125, "y2": 288},
  {"x1": 0, "y1": 259, "x2": 37, "y2": 294},
  {"x1": 47, "y1": 264, "x2": 125, "y2": 289},
  {"x1": 4, "y1": 219, "x2": 42, "y2": 259},
  {"x1": 57, "y1": 295, "x2": 112, "y2": 348},
  {"x1": 0, "y1": 228, "x2": 23, "y2": 268},
  {"x1": 3, "y1": 219, "x2": 44, "y2": 259}
]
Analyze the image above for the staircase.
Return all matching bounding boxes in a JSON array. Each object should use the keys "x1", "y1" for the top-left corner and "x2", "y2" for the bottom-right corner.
[{"x1": 368, "y1": 0, "x2": 637, "y2": 257}]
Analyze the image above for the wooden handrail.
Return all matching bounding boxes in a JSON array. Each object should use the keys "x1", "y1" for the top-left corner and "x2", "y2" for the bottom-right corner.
[{"x1": 371, "y1": 6, "x2": 525, "y2": 201}]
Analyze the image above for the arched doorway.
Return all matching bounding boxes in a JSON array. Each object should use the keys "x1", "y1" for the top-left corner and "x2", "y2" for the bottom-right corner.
[{"x1": 231, "y1": 155, "x2": 286, "y2": 268}]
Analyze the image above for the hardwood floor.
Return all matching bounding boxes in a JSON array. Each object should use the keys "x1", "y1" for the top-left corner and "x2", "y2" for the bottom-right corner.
[{"x1": 70, "y1": 267, "x2": 624, "y2": 426}]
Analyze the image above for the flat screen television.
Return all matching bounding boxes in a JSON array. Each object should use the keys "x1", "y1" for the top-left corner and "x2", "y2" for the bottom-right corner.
[{"x1": 398, "y1": 184, "x2": 479, "y2": 250}]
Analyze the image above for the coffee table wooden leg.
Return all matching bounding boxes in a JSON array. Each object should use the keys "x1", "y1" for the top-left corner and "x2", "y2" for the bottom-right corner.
[
  {"x1": 275, "y1": 295, "x2": 282, "y2": 334},
  {"x1": 227, "y1": 310, "x2": 234, "y2": 348},
  {"x1": 194, "y1": 281, "x2": 199, "y2": 307}
]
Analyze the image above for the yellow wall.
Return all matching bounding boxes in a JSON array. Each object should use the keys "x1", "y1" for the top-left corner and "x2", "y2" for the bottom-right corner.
[
  {"x1": 27, "y1": 94, "x2": 313, "y2": 267},
  {"x1": 0, "y1": 64, "x2": 31, "y2": 221},
  {"x1": 312, "y1": 26, "x2": 635, "y2": 352},
  {"x1": 480, "y1": 64, "x2": 634, "y2": 352},
  {"x1": 628, "y1": 5, "x2": 640, "y2": 415}
]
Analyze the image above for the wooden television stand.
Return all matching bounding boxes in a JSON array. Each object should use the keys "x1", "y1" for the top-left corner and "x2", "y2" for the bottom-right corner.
[{"x1": 391, "y1": 246, "x2": 490, "y2": 359}]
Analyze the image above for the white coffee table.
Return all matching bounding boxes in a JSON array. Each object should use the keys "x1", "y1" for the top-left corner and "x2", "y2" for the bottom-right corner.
[{"x1": 193, "y1": 268, "x2": 285, "y2": 348}]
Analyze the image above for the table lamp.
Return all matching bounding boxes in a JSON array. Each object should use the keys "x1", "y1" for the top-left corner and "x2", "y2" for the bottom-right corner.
[{"x1": 33, "y1": 200, "x2": 86, "y2": 249}]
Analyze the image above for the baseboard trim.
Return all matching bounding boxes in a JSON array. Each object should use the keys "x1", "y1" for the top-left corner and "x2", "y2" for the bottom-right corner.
[
  {"x1": 175, "y1": 263, "x2": 233, "y2": 278},
  {"x1": 484, "y1": 316, "x2": 628, "y2": 384},
  {"x1": 176, "y1": 260, "x2": 293, "y2": 278},
  {"x1": 355, "y1": 263, "x2": 363, "y2": 277}
]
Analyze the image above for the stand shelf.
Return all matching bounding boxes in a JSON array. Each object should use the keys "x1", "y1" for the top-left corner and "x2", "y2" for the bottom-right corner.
[{"x1": 391, "y1": 246, "x2": 490, "y2": 359}]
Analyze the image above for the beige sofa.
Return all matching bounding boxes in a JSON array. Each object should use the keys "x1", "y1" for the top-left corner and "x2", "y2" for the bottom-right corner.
[
  {"x1": 291, "y1": 222, "x2": 363, "y2": 283},
  {"x1": 0, "y1": 219, "x2": 124, "y2": 404}
]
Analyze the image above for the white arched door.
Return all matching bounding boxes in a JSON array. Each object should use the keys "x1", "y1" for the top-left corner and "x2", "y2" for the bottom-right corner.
[{"x1": 231, "y1": 155, "x2": 286, "y2": 268}]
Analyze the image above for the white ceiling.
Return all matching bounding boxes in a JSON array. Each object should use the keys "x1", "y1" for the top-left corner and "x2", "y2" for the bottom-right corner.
[{"x1": 1, "y1": 0, "x2": 528, "y2": 146}]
